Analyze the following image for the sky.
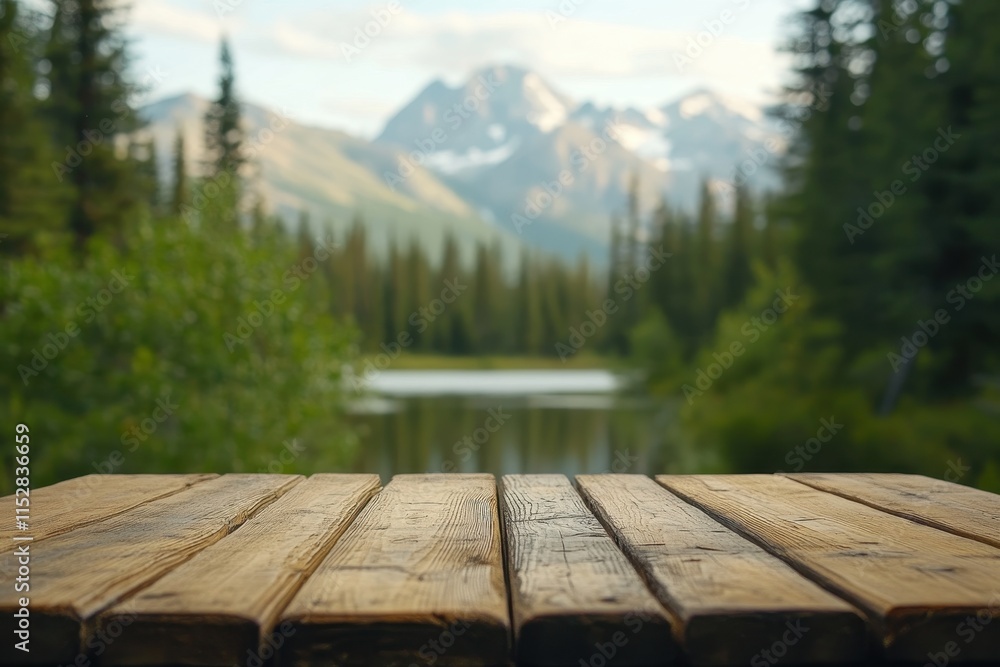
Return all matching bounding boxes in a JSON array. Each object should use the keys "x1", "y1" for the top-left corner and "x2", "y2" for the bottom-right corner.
[{"x1": 125, "y1": 0, "x2": 813, "y2": 138}]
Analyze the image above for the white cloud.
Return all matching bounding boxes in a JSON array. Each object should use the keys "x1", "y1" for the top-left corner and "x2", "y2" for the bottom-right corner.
[
  {"x1": 255, "y1": 9, "x2": 783, "y2": 100},
  {"x1": 130, "y1": 0, "x2": 223, "y2": 44}
]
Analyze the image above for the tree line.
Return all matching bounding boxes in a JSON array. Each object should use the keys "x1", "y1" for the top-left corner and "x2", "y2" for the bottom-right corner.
[{"x1": 658, "y1": 0, "x2": 1000, "y2": 490}]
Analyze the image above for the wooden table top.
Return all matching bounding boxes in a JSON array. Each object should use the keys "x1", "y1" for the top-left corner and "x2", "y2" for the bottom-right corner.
[{"x1": 2, "y1": 473, "x2": 999, "y2": 666}]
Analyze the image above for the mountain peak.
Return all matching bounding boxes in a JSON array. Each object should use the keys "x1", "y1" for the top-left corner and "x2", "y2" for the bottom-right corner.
[
  {"x1": 666, "y1": 88, "x2": 763, "y2": 123},
  {"x1": 470, "y1": 63, "x2": 532, "y2": 81},
  {"x1": 376, "y1": 63, "x2": 575, "y2": 155}
]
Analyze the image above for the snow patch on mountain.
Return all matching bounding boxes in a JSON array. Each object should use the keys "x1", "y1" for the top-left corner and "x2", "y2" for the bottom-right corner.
[
  {"x1": 523, "y1": 72, "x2": 569, "y2": 132},
  {"x1": 424, "y1": 140, "x2": 520, "y2": 174},
  {"x1": 376, "y1": 64, "x2": 783, "y2": 215}
]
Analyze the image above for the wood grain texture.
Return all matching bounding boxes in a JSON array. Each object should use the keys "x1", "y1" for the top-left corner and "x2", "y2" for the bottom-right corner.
[
  {"x1": 280, "y1": 474, "x2": 510, "y2": 667},
  {"x1": 786, "y1": 472, "x2": 1000, "y2": 549},
  {"x1": 0, "y1": 474, "x2": 300, "y2": 666},
  {"x1": 95, "y1": 474, "x2": 381, "y2": 666},
  {"x1": 0, "y1": 473, "x2": 217, "y2": 552},
  {"x1": 500, "y1": 474, "x2": 675, "y2": 666},
  {"x1": 659, "y1": 474, "x2": 1000, "y2": 663},
  {"x1": 577, "y1": 474, "x2": 866, "y2": 667}
]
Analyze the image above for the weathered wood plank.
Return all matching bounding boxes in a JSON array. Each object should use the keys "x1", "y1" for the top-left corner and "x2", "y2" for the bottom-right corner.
[
  {"x1": 95, "y1": 474, "x2": 381, "y2": 666},
  {"x1": 280, "y1": 474, "x2": 509, "y2": 667},
  {"x1": 659, "y1": 474, "x2": 1000, "y2": 663},
  {"x1": 577, "y1": 474, "x2": 867, "y2": 666},
  {"x1": 0, "y1": 474, "x2": 300, "y2": 666},
  {"x1": 0, "y1": 473, "x2": 217, "y2": 552},
  {"x1": 786, "y1": 472, "x2": 1000, "y2": 549},
  {"x1": 500, "y1": 474, "x2": 675, "y2": 666}
]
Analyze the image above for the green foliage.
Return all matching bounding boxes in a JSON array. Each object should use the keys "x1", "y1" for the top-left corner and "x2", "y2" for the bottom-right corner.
[
  {"x1": 629, "y1": 310, "x2": 683, "y2": 393},
  {"x1": 678, "y1": 264, "x2": 1000, "y2": 490},
  {"x1": 44, "y1": 0, "x2": 144, "y2": 243},
  {"x1": 721, "y1": 185, "x2": 754, "y2": 309},
  {"x1": 0, "y1": 219, "x2": 358, "y2": 492},
  {"x1": 170, "y1": 129, "x2": 189, "y2": 216},
  {"x1": 628, "y1": 0, "x2": 1000, "y2": 491},
  {"x1": 204, "y1": 39, "x2": 245, "y2": 179},
  {"x1": 0, "y1": 0, "x2": 69, "y2": 251}
]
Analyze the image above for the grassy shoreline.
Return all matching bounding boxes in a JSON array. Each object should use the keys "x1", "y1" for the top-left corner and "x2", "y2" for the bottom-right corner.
[{"x1": 357, "y1": 352, "x2": 622, "y2": 371}]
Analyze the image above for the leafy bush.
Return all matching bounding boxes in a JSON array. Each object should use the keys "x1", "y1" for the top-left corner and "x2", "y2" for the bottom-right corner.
[
  {"x1": 0, "y1": 217, "x2": 358, "y2": 491},
  {"x1": 643, "y1": 261, "x2": 1000, "y2": 491}
]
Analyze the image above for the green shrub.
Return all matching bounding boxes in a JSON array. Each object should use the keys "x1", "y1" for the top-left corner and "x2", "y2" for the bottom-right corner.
[
  {"x1": 0, "y1": 216, "x2": 358, "y2": 491},
  {"x1": 655, "y1": 261, "x2": 1000, "y2": 491}
]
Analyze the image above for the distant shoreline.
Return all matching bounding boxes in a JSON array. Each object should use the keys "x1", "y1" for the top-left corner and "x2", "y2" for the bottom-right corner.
[{"x1": 355, "y1": 352, "x2": 621, "y2": 371}]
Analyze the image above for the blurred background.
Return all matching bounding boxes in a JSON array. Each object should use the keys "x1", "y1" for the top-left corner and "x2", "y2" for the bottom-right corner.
[{"x1": 2, "y1": 0, "x2": 998, "y2": 492}]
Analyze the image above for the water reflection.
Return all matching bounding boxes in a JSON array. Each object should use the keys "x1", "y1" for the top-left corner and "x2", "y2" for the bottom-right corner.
[{"x1": 345, "y1": 370, "x2": 723, "y2": 479}]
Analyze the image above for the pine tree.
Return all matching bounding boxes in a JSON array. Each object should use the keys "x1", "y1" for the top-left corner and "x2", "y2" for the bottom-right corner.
[
  {"x1": 907, "y1": 0, "x2": 1000, "y2": 396},
  {"x1": 44, "y1": 0, "x2": 142, "y2": 245},
  {"x1": 133, "y1": 137, "x2": 160, "y2": 215},
  {"x1": 760, "y1": 195, "x2": 778, "y2": 269},
  {"x1": 296, "y1": 210, "x2": 313, "y2": 259},
  {"x1": 203, "y1": 38, "x2": 244, "y2": 222},
  {"x1": 472, "y1": 243, "x2": 504, "y2": 353},
  {"x1": 384, "y1": 239, "x2": 409, "y2": 344},
  {"x1": 0, "y1": 0, "x2": 64, "y2": 251},
  {"x1": 170, "y1": 129, "x2": 188, "y2": 217},
  {"x1": 694, "y1": 180, "x2": 719, "y2": 337},
  {"x1": 626, "y1": 172, "x2": 642, "y2": 268},
  {"x1": 622, "y1": 172, "x2": 644, "y2": 350},
  {"x1": 406, "y1": 238, "x2": 432, "y2": 351},
  {"x1": 721, "y1": 185, "x2": 754, "y2": 309},
  {"x1": 648, "y1": 199, "x2": 674, "y2": 320},
  {"x1": 436, "y1": 234, "x2": 471, "y2": 354},
  {"x1": 670, "y1": 214, "x2": 699, "y2": 359},
  {"x1": 516, "y1": 248, "x2": 544, "y2": 355},
  {"x1": 249, "y1": 196, "x2": 269, "y2": 240}
]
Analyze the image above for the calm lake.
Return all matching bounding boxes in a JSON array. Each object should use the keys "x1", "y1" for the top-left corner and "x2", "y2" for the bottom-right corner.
[{"x1": 344, "y1": 370, "x2": 720, "y2": 477}]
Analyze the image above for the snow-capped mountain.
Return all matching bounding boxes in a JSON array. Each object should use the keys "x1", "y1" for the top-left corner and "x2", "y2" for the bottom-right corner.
[
  {"x1": 142, "y1": 65, "x2": 784, "y2": 263},
  {"x1": 376, "y1": 65, "x2": 783, "y2": 248},
  {"x1": 138, "y1": 93, "x2": 523, "y2": 266},
  {"x1": 377, "y1": 65, "x2": 575, "y2": 175}
]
